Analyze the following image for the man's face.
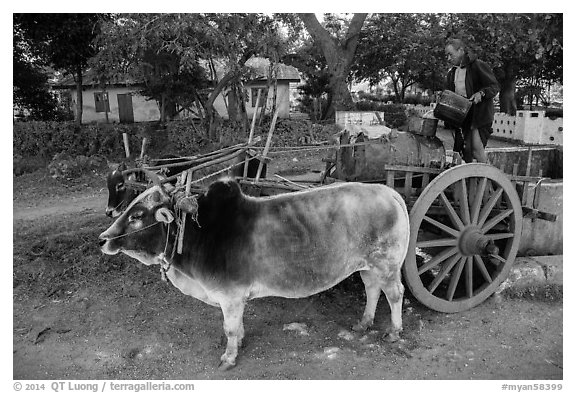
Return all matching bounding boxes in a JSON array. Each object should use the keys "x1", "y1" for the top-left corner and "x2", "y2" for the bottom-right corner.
[{"x1": 445, "y1": 44, "x2": 464, "y2": 67}]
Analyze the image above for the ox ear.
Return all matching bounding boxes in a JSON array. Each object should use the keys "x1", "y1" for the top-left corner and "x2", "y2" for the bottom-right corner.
[
  {"x1": 143, "y1": 169, "x2": 162, "y2": 186},
  {"x1": 155, "y1": 207, "x2": 174, "y2": 224}
]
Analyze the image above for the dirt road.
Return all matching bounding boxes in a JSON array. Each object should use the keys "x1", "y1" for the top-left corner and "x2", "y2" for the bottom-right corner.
[{"x1": 13, "y1": 170, "x2": 563, "y2": 380}]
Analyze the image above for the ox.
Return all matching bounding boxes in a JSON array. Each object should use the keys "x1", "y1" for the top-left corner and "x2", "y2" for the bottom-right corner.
[
  {"x1": 99, "y1": 177, "x2": 409, "y2": 370},
  {"x1": 106, "y1": 154, "x2": 266, "y2": 218}
]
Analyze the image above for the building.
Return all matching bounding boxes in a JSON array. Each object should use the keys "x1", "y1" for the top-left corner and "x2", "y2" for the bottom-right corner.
[{"x1": 52, "y1": 58, "x2": 301, "y2": 124}]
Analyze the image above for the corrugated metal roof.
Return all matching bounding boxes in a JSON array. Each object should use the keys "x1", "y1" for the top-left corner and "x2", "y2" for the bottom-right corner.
[
  {"x1": 52, "y1": 68, "x2": 139, "y2": 88},
  {"x1": 52, "y1": 57, "x2": 300, "y2": 89}
]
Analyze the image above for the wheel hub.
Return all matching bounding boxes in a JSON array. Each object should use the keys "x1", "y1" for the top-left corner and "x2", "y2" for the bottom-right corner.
[{"x1": 458, "y1": 226, "x2": 499, "y2": 256}]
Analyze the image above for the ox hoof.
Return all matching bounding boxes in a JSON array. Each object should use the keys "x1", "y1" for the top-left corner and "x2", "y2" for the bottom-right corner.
[
  {"x1": 352, "y1": 321, "x2": 372, "y2": 332},
  {"x1": 384, "y1": 331, "x2": 401, "y2": 343},
  {"x1": 218, "y1": 359, "x2": 236, "y2": 371}
]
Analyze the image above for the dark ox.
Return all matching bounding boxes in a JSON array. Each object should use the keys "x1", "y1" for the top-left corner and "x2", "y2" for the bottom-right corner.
[
  {"x1": 106, "y1": 155, "x2": 265, "y2": 218},
  {"x1": 99, "y1": 178, "x2": 409, "y2": 370}
]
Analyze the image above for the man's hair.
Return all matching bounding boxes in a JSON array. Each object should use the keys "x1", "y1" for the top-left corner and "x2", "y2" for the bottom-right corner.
[{"x1": 446, "y1": 38, "x2": 466, "y2": 51}]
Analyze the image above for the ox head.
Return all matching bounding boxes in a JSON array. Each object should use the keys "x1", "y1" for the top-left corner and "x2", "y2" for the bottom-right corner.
[
  {"x1": 99, "y1": 172, "x2": 201, "y2": 265},
  {"x1": 106, "y1": 162, "x2": 136, "y2": 218}
]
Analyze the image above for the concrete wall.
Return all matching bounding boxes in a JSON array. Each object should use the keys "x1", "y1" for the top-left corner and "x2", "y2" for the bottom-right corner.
[
  {"x1": 71, "y1": 82, "x2": 293, "y2": 124},
  {"x1": 486, "y1": 146, "x2": 562, "y2": 179},
  {"x1": 518, "y1": 180, "x2": 562, "y2": 256},
  {"x1": 212, "y1": 83, "x2": 292, "y2": 119},
  {"x1": 486, "y1": 146, "x2": 562, "y2": 256},
  {"x1": 493, "y1": 111, "x2": 563, "y2": 146}
]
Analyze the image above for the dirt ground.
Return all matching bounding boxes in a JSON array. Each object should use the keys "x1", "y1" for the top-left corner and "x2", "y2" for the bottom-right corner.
[{"x1": 12, "y1": 149, "x2": 563, "y2": 381}]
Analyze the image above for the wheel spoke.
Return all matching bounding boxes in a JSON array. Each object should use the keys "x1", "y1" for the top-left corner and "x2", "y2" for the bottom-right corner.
[
  {"x1": 485, "y1": 232, "x2": 515, "y2": 240},
  {"x1": 458, "y1": 179, "x2": 471, "y2": 225},
  {"x1": 466, "y1": 256, "x2": 474, "y2": 298},
  {"x1": 447, "y1": 257, "x2": 467, "y2": 301},
  {"x1": 427, "y1": 253, "x2": 461, "y2": 293},
  {"x1": 470, "y1": 178, "x2": 488, "y2": 224},
  {"x1": 422, "y1": 215, "x2": 460, "y2": 237},
  {"x1": 418, "y1": 246, "x2": 459, "y2": 274},
  {"x1": 482, "y1": 209, "x2": 513, "y2": 233},
  {"x1": 489, "y1": 254, "x2": 508, "y2": 265},
  {"x1": 439, "y1": 191, "x2": 465, "y2": 230},
  {"x1": 416, "y1": 238, "x2": 458, "y2": 248},
  {"x1": 474, "y1": 255, "x2": 493, "y2": 283},
  {"x1": 478, "y1": 186, "x2": 504, "y2": 227}
]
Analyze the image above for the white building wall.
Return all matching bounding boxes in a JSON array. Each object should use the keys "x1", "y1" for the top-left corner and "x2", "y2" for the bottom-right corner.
[
  {"x1": 72, "y1": 87, "x2": 160, "y2": 124},
  {"x1": 212, "y1": 83, "x2": 292, "y2": 119}
]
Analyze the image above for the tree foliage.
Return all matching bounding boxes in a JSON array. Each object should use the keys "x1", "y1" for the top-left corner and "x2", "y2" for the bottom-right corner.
[
  {"x1": 353, "y1": 13, "x2": 445, "y2": 102},
  {"x1": 13, "y1": 25, "x2": 62, "y2": 121},
  {"x1": 92, "y1": 13, "x2": 286, "y2": 139},
  {"x1": 13, "y1": 14, "x2": 106, "y2": 124}
]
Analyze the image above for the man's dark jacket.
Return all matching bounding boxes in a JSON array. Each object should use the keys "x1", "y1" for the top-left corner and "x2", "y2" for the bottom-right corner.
[{"x1": 445, "y1": 53, "x2": 500, "y2": 129}]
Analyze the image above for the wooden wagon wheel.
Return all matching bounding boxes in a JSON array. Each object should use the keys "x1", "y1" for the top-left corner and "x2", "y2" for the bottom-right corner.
[{"x1": 402, "y1": 163, "x2": 522, "y2": 313}]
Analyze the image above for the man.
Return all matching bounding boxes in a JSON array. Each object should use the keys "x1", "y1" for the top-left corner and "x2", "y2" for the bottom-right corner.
[{"x1": 444, "y1": 38, "x2": 500, "y2": 163}]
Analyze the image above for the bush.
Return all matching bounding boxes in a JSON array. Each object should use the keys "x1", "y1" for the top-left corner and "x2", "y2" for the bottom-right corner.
[
  {"x1": 354, "y1": 101, "x2": 407, "y2": 128},
  {"x1": 47, "y1": 153, "x2": 108, "y2": 179}
]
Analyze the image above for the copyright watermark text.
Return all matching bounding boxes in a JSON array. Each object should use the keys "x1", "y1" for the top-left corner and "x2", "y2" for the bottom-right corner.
[
  {"x1": 13, "y1": 381, "x2": 194, "y2": 393},
  {"x1": 502, "y1": 384, "x2": 563, "y2": 391}
]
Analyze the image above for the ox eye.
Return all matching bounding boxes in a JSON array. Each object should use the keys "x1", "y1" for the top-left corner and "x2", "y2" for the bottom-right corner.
[
  {"x1": 116, "y1": 183, "x2": 125, "y2": 191},
  {"x1": 129, "y1": 210, "x2": 144, "y2": 222}
]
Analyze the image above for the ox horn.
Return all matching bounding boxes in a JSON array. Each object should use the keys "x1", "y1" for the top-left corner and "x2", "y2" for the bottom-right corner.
[
  {"x1": 143, "y1": 168, "x2": 171, "y2": 198},
  {"x1": 155, "y1": 207, "x2": 174, "y2": 224}
]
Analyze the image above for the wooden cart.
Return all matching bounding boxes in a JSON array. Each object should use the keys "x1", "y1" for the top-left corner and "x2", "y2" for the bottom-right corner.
[{"x1": 125, "y1": 135, "x2": 555, "y2": 314}]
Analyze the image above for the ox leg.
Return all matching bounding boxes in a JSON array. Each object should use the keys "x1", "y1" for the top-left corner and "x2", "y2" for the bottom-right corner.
[
  {"x1": 218, "y1": 299, "x2": 246, "y2": 371},
  {"x1": 381, "y1": 270, "x2": 404, "y2": 342},
  {"x1": 352, "y1": 270, "x2": 382, "y2": 332}
]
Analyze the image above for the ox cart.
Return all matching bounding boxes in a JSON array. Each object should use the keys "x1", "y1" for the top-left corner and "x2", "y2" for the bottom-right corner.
[{"x1": 119, "y1": 116, "x2": 555, "y2": 315}]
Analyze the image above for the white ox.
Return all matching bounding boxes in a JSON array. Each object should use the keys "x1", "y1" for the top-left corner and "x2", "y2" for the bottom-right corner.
[{"x1": 99, "y1": 178, "x2": 409, "y2": 370}]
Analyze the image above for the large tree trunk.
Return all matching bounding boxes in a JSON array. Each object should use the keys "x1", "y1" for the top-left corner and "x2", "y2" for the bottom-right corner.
[
  {"x1": 75, "y1": 66, "x2": 83, "y2": 125},
  {"x1": 205, "y1": 70, "x2": 240, "y2": 140},
  {"x1": 299, "y1": 13, "x2": 367, "y2": 120},
  {"x1": 499, "y1": 63, "x2": 517, "y2": 115}
]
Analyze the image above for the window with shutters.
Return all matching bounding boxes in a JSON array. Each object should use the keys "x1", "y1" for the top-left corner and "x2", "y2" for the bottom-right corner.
[
  {"x1": 251, "y1": 88, "x2": 268, "y2": 107},
  {"x1": 94, "y1": 92, "x2": 110, "y2": 113}
]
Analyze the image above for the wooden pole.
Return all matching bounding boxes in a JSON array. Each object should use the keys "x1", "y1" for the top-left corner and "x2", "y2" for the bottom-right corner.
[
  {"x1": 140, "y1": 137, "x2": 148, "y2": 159},
  {"x1": 244, "y1": 89, "x2": 262, "y2": 179},
  {"x1": 255, "y1": 106, "x2": 280, "y2": 183},
  {"x1": 122, "y1": 133, "x2": 130, "y2": 158}
]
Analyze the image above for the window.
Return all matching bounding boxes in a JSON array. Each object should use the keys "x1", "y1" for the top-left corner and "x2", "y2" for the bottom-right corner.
[
  {"x1": 94, "y1": 92, "x2": 110, "y2": 113},
  {"x1": 251, "y1": 88, "x2": 268, "y2": 108}
]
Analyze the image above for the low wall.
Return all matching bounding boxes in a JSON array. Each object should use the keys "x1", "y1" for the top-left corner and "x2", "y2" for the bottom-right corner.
[
  {"x1": 517, "y1": 181, "x2": 563, "y2": 256},
  {"x1": 493, "y1": 111, "x2": 563, "y2": 146},
  {"x1": 486, "y1": 147, "x2": 562, "y2": 256}
]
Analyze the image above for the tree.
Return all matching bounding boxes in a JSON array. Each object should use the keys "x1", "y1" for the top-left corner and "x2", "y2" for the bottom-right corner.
[
  {"x1": 13, "y1": 23, "x2": 61, "y2": 120},
  {"x1": 353, "y1": 13, "x2": 445, "y2": 102},
  {"x1": 297, "y1": 13, "x2": 367, "y2": 120},
  {"x1": 93, "y1": 13, "x2": 284, "y2": 139},
  {"x1": 14, "y1": 14, "x2": 106, "y2": 124}
]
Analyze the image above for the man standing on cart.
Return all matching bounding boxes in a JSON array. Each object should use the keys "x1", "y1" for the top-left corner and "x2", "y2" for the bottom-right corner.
[{"x1": 444, "y1": 38, "x2": 500, "y2": 163}]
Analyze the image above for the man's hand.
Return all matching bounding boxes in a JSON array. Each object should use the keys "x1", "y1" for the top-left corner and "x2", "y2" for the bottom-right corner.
[{"x1": 470, "y1": 91, "x2": 484, "y2": 104}]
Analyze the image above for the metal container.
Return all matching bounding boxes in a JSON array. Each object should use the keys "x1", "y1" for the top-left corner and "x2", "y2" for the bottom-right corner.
[
  {"x1": 332, "y1": 130, "x2": 446, "y2": 182},
  {"x1": 434, "y1": 90, "x2": 472, "y2": 127},
  {"x1": 419, "y1": 118, "x2": 439, "y2": 136}
]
